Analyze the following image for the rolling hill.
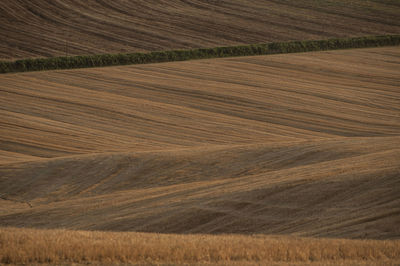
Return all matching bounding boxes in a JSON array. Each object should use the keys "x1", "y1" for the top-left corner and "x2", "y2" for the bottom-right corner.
[
  {"x1": 1, "y1": 47, "x2": 399, "y2": 240},
  {"x1": 2, "y1": 1, "x2": 400, "y2": 264},
  {"x1": 1, "y1": 0, "x2": 400, "y2": 59}
]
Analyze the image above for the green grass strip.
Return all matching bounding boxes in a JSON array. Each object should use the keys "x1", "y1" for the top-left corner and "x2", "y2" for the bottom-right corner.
[{"x1": 1, "y1": 35, "x2": 399, "y2": 74}]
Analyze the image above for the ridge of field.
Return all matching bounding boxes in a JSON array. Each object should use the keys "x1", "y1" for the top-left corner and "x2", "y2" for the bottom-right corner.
[
  {"x1": 2, "y1": 35, "x2": 399, "y2": 74},
  {"x1": 1, "y1": 47, "x2": 399, "y2": 239},
  {"x1": 1, "y1": 0, "x2": 400, "y2": 60},
  {"x1": 1, "y1": 228, "x2": 400, "y2": 265}
]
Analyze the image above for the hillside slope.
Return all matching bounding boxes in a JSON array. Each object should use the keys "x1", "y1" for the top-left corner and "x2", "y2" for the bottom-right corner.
[
  {"x1": 0, "y1": 47, "x2": 399, "y2": 238},
  {"x1": 1, "y1": 0, "x2": 400, "y2": 59},
  {"x1": 1, "y1": 137, "x2": 399, "y2": 239}
]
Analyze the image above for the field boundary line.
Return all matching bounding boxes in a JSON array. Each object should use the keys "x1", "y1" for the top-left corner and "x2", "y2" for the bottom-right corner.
[{"x1": 1, "y1": 35, "x2": 399, "y2": 74}]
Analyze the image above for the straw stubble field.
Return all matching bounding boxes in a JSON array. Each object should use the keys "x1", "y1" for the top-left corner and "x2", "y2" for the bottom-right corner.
[
  {"x1": 1, "y1": 227, "x2": 400, "y2": 265},
  {"x1": 1, "y1": 47, "x2": 400, "y2": 264}
]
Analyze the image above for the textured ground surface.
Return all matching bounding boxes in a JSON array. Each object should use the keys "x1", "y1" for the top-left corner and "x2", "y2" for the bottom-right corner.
[
  {"x1": 1, "y1": 227, "x2": 400, "y2": 265},
  {"x1": 1, "y1": 0, "x2": 400, "y2": 59},
  {"x1": 1, "y1": 47, "x2": 399, "y2": 239}
]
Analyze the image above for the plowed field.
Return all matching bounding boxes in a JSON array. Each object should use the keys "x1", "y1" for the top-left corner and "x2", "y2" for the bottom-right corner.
[
  {"x1": 1, "y1": 47, "x2": 399, "y2": 241},
  {"x1": 1, "y1": 0, "x2": 400, "y2": 59}
]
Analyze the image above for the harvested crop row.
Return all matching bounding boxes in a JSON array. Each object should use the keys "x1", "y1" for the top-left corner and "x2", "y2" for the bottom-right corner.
[{"x1": 1, "y1": 227, "x2": 399, "y2": 265}]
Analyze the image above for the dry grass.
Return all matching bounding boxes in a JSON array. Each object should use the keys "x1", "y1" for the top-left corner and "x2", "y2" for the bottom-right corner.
[
  {"x1": 1, "y1": 0, "x2": 400, "y2": 59},
  {"x1": 1, "y1": 227, "x2": 400, "y2": 265}
]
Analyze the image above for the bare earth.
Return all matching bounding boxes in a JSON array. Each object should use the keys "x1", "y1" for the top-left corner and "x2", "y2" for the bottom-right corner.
[
  {"x1": 0, "y1": 46, "x2": 399, "y2": 241},
  {"x1": 1, "y1": 0, "x2": 400, "y2": 59},
  {"x1": 1, "y1": 46, "x2": 400, "y2": 264}
]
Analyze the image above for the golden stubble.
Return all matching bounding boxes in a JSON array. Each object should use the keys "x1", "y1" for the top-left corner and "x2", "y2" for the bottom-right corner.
[{"x1": 1, "y1": 227, "x2": 400, "y2": 265}]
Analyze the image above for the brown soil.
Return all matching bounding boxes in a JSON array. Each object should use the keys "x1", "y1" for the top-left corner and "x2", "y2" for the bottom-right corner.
[
  {"x1": 0, "y1": 47, "x2": 399, "y2": 240},
  {"x1": 1, "y1": 0, "x2": 400, "y2": 59}
]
